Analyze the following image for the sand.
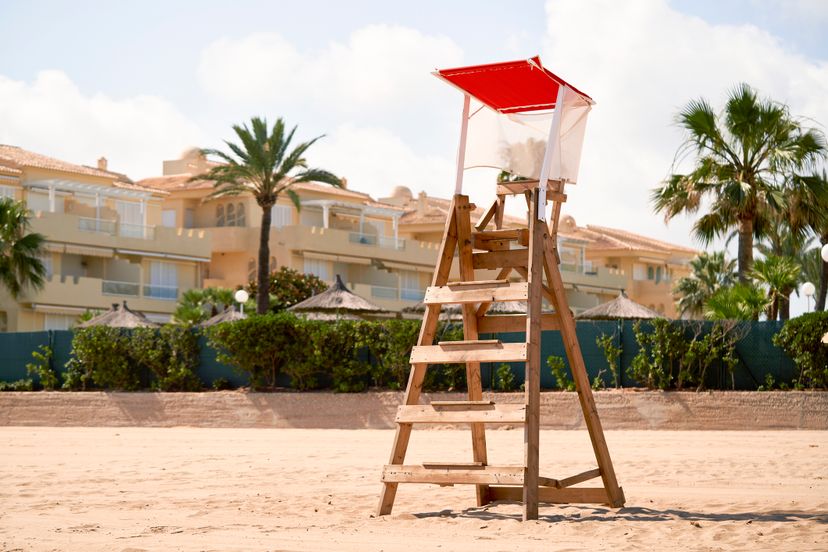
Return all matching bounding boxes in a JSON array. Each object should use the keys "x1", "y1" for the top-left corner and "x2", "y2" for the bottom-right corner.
[{"x1": 1, "y1": 427, "x2": 826, "y2": 551}]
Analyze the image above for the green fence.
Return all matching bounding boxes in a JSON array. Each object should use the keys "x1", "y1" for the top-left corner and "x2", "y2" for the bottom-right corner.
[{"x1": 0, "y1": 320, "x2": 798, "y2": 391}]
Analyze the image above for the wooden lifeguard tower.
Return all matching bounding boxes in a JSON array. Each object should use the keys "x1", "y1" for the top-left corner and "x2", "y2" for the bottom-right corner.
[{"x1": 377, "y1": 57, "x2": 624, "y2": 521}]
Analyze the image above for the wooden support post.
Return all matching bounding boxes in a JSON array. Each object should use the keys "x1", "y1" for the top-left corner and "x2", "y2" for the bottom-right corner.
[
  {"x1": 523, "y1": 188, "x2": 544, "y2": 521},
  {"x1": 377, "y1": 198, "x2": 459, "y2": 516},
  {"x1": 541, "y1": 232, "x2": 625, "y2": 508},
  {"x1": 455, "y1": 195, "x2": 490, "y2": 506}
]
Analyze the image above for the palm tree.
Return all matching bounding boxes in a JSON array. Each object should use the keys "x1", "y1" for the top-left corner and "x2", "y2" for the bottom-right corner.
[
  {"x1": 750, "y1": 254, "x2": 801, "y2": 320},
  {"x1": 673, "y1": 251, "x2": 736, "y2": 318},
  {"x1": 652, "y1": 83, "x2": 826, "y2": 282},
  {"x1": 193, "y1": 117, "x2": 340, "y2": 314},
  {"x1": 704, "y1": 283, "x2": 768, "y2": 321},
  {"x1": 788, "y1": 171, "x2": 828, "y2": 311},
  {"x1": 173, "y1": 287, "x2": 235, "y2": 325},
  {"x1": 0, "y1": 198, "x2": 47, "y2": 299}
]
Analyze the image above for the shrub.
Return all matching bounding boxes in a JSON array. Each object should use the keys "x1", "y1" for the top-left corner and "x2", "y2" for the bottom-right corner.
[
  {"x1": 596, "y1": 333, "x2": 621, "y2": 388},
  {"x1": 211, "y1": 377, "x2": 234, "y2": 391},
  {"x1": 0, "y1": 379, "x2": 33, "y2": 391},
  {"x1": 66, "y1": 326, "x2": 136, "y2": 390},
  {"x1": 26, "y1": 345, "x2": 59, "y2": 390},
  {"x1": 131, "y1": 326, "x2": 201, "y2": 391},
  {"x1": 495, "y1": 363, "x2": 517, "y2": 391},
  {"x1": 206, "y1": 312, "x2": 300, "y2": 390},
  {"x1": 547, "y1": 355, "x2": 574, "y2": 391},
  {"x1": 773, "y1": 311, "x2": 828, "y2": 389}
]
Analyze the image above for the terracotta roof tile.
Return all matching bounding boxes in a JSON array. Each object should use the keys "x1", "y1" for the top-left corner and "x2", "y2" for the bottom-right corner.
[
  {"x1": 580, "y1": 225, "x2": 697, "y2": 255},
  {"x1": 0, "y1": 145, "x2": 123, "y2": 181}
]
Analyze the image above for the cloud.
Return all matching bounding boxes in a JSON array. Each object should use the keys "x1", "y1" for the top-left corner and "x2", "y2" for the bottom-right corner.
[
  {"x1": 198, "y1": 25, "x2": 463, "y2": 123},
  {"x1": 0, "y1": 70, "x2": 204, "y2": 179},
  {"x1": 541, "y1": 0, "x2": 828, "y2": 246},
  {"x1": 310, "y1": 124, "x2": 455, "y2": 200}
]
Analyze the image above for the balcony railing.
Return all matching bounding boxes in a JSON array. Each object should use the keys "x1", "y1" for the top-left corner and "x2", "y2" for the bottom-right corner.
[
  {"x1": 349, "y1": 232, "x2": 405, "y2": 250},
  {"x1": 78, "y1": 217, "x2": 116, "y2": 235},
  {"x1": 370, "y1": 285, "x2": 424, "y2": 302},
  {"x1": 143, "y1": 284, "x2": 179, "y2": 301},
  {"x1": 102, "y1": 280, "x2": 140, "y2": 296},
  {"x1": 120, "y1": 223, "x2": 155, "y2": 240},
  {"x1": 77, "y1": 217, "x2": 155, "y2": 240},
  {"x1": 401, "y1": 288, "x2": 425, "y2": 301}
]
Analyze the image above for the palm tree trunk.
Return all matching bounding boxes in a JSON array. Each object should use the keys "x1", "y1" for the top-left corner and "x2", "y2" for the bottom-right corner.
[
  {"x1": 257, "y1": 205, "x2": 273, "y2": 315},
  {"x1": 737, "y1": 217, "x2": 754, "y2": 283},
  {"x1": 778, "y1": 293, "x2": 791, "y2": 321},
  {"x1": 819, "y1": 236, "x2": 828, "y2": 312}
]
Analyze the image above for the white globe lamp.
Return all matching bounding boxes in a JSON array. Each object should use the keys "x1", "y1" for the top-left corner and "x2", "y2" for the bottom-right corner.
[
  {"x1": 803, "y1": 282, "x2": 816, "y2": 312},
  {"x1": 822, "y1": 243, "x2": 828, "y2": 263},
  {"x1": 234, "y1": 289, "x2": 250, "y2": 315}
]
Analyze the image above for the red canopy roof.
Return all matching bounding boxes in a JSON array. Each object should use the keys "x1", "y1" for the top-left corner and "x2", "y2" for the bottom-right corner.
[{"x1": 434, "y1": 56, "x2": 593, "y2": 114}]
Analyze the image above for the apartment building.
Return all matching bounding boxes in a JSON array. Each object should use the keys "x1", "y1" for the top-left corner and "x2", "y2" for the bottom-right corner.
[
  {"x1": 380, "y1": 186, "x2": 630, "y2": 313},
  {"x1": 137, "y1": 150, "x2": 439, "y2": 312},
  {"x1": 558, "y1": 215, "x2": 696, "y2": 318},
  {"x1": 0, "y1": 145, "x2": 210, "y2": 331}
]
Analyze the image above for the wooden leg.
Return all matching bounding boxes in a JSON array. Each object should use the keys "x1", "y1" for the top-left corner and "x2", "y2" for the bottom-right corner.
[
  {"x1": 378, "y1": 198, "x2": 460, "y2": 516},
  {"x1": 542, "y1": 234, "x2": 625, "y2": 508},
  {"x1": 455, "y1": 196, "x2": 490, "y2": 506},
  {"x1": 523, "y1": 189, "x2": 544, "y2": 521}
]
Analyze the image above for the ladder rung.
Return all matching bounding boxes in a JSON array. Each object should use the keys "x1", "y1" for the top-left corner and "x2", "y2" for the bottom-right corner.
[
  {"x1": 477, "y1": 313, "x2": 561, "y2": 333},
  {"x1": 472, "y1": 229, "x2": 530, "y2": 249},
  {"x1": 422, "y1": 462, "x2": 483, "y2": 469},
  {"x1": 445, "y1": 278, "x2": 510, "y2": 287},
  {"x1": 472, "y1": 249, "x2": 527, "y2": 270},
  {"x1": 396, "y1": 403, "x2": 526, "y2": 424},
  {"x1": 410, "y1": 341, "x2": 526, "y2": 364},
  {"x1": 430, "y1": 400, "x2": 493, "y2": 406},
  {"x1": 424, "y1": 281, "x2": 528, "y2": 305},
  {"x1": 382, "y1": 464, "x2": 525, "y2": 485},
  {"x1": 436, "y1": 339, "x2": 500, "y2": 347}
]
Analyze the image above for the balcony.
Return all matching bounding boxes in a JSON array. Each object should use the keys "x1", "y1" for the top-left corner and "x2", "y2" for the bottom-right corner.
[
  {"x1": 349, "y1": 232, "x2": 405, "y2": 250},
  {"x1": 31, "y1": 211, "x2": 211, "y2": 259},
  {"x1": 22, "y1": 275, "x2": 184, "y2": 313},
  {"x1": 279, "y1": 225, "x2": 438, "y2": 268}
]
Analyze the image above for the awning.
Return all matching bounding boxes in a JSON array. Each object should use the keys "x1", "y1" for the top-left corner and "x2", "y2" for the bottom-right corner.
[
  {"x1": 303, "y1": 251, "x2": 372, "y2": 265},
  {"x1": 64, "y1": 244, "x2": 114, "y2": 258},
  {"x1": 380, "y1": 260, "x2": 433, "y2": 273},
  {"x1": 42, "y1": 242, "x2": 65, "y2": 253},
  {"x1": 116, "y1": 248, "x2": 210, "y2": 263},
  {"x1": 434, "y1": 56, "x2": 593, "y2": 114},
  {"x1": 30, "y1": 304, "x2": 89, "y2": 315}
]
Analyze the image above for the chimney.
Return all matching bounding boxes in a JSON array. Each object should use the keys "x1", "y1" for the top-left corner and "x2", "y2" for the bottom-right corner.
[
  {"x1": 340, "y1": 177, "x2": 348, "y2": 189},
  {"x1": 97, "y1": 157, "x2": 108, "y2": 171},
  {"x1": 417, "y1": 191, "x2": 428, "y2": 214}
]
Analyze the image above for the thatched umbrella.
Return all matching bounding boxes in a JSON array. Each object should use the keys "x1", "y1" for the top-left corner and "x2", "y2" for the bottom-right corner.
[
  {"x1": 200, "y1": 307, "x2": 246, "y2": 327},
  {"x1": 78, "y1": 301, "x2": 159, "y2": 328},
  {"x1": 288, "y1": 274, "x2": 388, "y2": 320},
  {"x1": 575, "y1": 291, "x2": 662, "y2": 320}
]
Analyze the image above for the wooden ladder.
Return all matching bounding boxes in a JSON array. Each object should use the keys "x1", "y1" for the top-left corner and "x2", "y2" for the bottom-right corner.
[{"x1": 377, "y1": 183, "x2": 625, "y2": 521}]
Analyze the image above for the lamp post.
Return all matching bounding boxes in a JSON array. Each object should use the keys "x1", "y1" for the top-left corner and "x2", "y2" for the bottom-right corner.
[
  {"x1": 234, "y1": 289, "x2": 250, "y2": 315},
  {"x1": 822, "y1": 243, "x2": 828, "y2": 263},
  {"x1": 803, "y1": 282, "x2": 815, "y2": 312}
]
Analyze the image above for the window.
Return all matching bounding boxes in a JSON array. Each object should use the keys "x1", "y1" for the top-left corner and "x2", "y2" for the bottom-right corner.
[
  {"x1": 148, "y1": 261, "x2": 178, "y2": 300},
  {"x1": 39, "y1": 253, "x2": 53, "y2": 279},
  {"x1": 44, "y1": 314, "x2": 73, "y2": 331},
  {"x1": 0, "y1": 185, "x2": 16, "y2": 200},
  {"x1": 633, "y1": 264, "x2": 646, "y2": 281},
  {"x1": 184, "y1": 208, "x2": 195, "y2": 228},
  {"x1": 655, "y1": 266, "x2": 663, "y2": 284},
  {"x1": 304, "y1": 258, "x2": 330, "y2": 281},
  {"x1": 300, "y1": 208, "x2": 323, "y2": 227},
  {"x1": 161, "y1": 209, "x2": 176, "y2": 228},
  {"x1": 647, "y1": 266, "x2": 655, "y2": 280},
  {"x1": 226, "y1": 203, "x2": 236, "y2": 227},
  {"x1": 236, "y1": 203, "x2": 246, "y2": 226},
  {"x1": 216, "y1": 204, "x2": 225, "y2": 227},
  {"x1": 26, "y1": 189, "x2": 50, "y2": 212},
  {"x1": 116, "y1": 200, "x2": 143, "y2": 238},
  {"x1": 271, "y1": 205, "x2": 293, "y2": 228},
  {"x1": 400, "y1": 270, "x2": 423, "y2": 301}
]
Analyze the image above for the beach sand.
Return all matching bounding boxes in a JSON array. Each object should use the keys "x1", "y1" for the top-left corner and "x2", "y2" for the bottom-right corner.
[{"x1": 1, "y1": 427, "x2": 826, "y2": 551}]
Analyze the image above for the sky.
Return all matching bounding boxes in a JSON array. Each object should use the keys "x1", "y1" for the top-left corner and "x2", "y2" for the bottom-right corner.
[{"x1": 1, "y1": 0, "x2": 827, "y2": 312}]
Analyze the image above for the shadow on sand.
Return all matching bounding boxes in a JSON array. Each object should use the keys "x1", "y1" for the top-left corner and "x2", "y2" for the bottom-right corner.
[{"x1": 414, "y1": 504, "x2": 828, "y2": 524}]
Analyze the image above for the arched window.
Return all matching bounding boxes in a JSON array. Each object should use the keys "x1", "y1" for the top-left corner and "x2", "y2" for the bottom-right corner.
[
  {"x1": 216, "y1": 204, "x2": 225, "y2": 227},
  {"x1": 226, "y1": 203, "x2": 236, "y2": 227},
  {"x1": 236, "y1": 203, "x2": 246, "y2": 226},
  {"x1": 270, "y1": 256, "x2": 277, "y2": 272}
]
